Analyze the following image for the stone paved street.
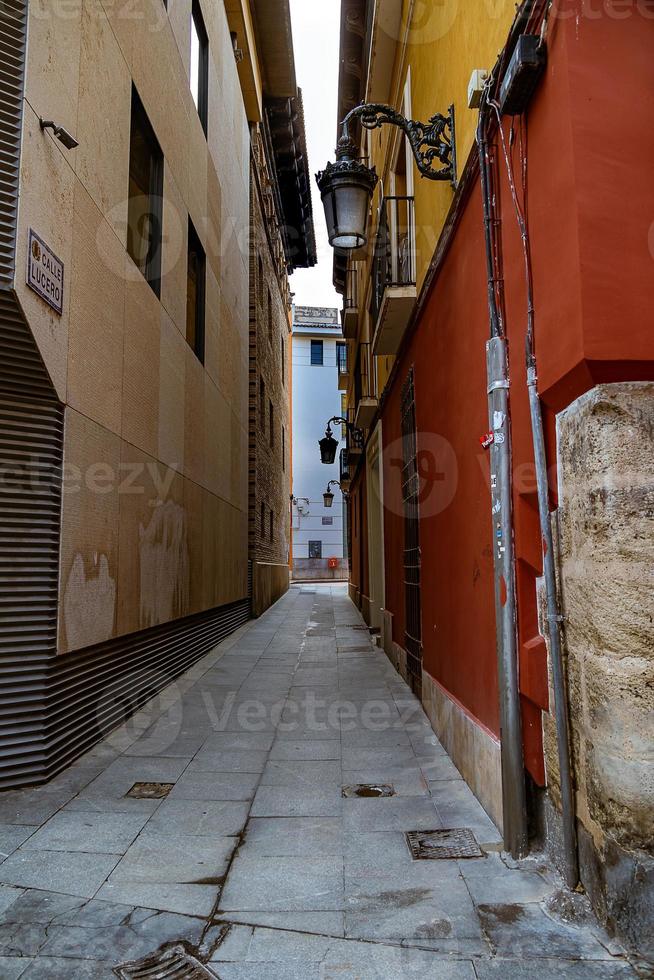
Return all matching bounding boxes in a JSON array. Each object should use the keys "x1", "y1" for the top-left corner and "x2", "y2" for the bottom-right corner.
[{"x1": 0, "y1": 586, "x2": 639, "y2": 978}]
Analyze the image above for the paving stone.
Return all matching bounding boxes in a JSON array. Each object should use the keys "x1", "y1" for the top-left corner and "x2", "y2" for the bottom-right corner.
[
  {"x1": 104, "y1": 832, "x2": 234, "y2": 886},
  {"x1": 474, "y1": 960, "x2": 635, "y2": 979},
  {"x1": 0, "y1": 849, "x2": 120, "y2": 899},
  {"x1": 0, "y1": 957, "x2": 30, "y2": 979},
  {"x1": 341, "y1": 747, "x2": 418, "y2": 770},
  {"x1": 17, "y1": 957, "x2": 116, "y2": 978},
  {"x1": 95, "y1": 881, "x2": 218, "y2": 917},
  {"x1": 0, "y1": 826, "x2": 38, "y2": 861},
  {"x1": 269, "y1": 739, "x2": 341, "y2": 761},
  {"x1": 242, "y1": 818, "x2": 343, "y2": 856},
  {"x1": 168, "y1": 771, "x2": 260, "y2": 802},
  {"x1": 343, "y1": 796, "x2": 441, "y2": 833},
  {"x1": 222, "y1": 911, "x2": 345, "y2": 936},
  {"x1": 0, "y1": 890, "x2": 85, "y2": 924},
  {"x1": 219, "y1": 855, "x2": 344, "y2": 912},
  {"x1": 145, "y1": 800, "x2": 250, "y2": 837},
  {"x1": 251, "y1": 785, "x2": 343, "y2": 818},
  {"x1": 38, "y1": 905, "x2": 208, "y2": 963},
  {"x1": 465, "y1": 870, "x2": 554, "y2": 905},
  {"x1": 0, "y1": 791, "x2": 71, "y2": 826},
  {"x1": 477, "y1": 902, "x2": 618, "y2": 959},
  {"x1": 260, "y1": 760, "x2": 342, "y2": 787},
  {"x1": 199, "y1": 732, "x2": 276, "y2": 751},
  {"x1": 189, "y1": 750, "x2": 270, "y2": 773},
  {"x1": 21, "y1": 810, "x2": 149, "y2": 854}
]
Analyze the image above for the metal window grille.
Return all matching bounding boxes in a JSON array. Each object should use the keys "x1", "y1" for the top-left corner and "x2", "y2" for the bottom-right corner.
[{"x1": 401, "y1": 367, "x2": 423, "y2": 693}]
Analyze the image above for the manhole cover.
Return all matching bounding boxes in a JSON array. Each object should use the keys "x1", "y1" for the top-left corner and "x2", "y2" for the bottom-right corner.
[
  {"x1": 126, "y1": 782, "x2": 175, "y2": 800},
  {"x1": 406, "y1": 828, "x2": 483, "y2": 860},
  {"x1": 342, "y1": 784, "x2": 395, "y2": 798},
  {"x1": 114, "y1": 944, "x2": 216, "y2": 979}
]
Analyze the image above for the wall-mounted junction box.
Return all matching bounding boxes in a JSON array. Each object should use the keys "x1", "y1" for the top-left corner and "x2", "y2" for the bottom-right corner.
[
  {"x1": 499, "y1": 35, "x2": 547, "y2": 115},
  {"x1": 467, "y1": 69, "x2": 489, "y2": 109}
]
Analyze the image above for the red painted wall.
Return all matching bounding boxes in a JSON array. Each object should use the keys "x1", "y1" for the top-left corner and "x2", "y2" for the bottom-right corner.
[{"x1": 381, "y1": 8, "x2": 654, "y2": 780}]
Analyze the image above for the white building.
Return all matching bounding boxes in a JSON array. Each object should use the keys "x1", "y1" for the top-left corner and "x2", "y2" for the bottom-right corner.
[{"x1": 292, "y1": 306, "x2": 348, "y2": 579}]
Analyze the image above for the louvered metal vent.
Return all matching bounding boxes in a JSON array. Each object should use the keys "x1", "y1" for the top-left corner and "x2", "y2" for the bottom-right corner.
[
  {"x1": 115, "y1": 944, "x2": 218, "y2": 979},
  {"x1": 0, "y1": 0, "x2": 27, "y2": 287}
]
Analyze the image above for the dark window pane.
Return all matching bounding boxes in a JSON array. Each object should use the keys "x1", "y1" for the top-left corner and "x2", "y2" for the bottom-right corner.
[
  {"x1": 310, "y1": 340, "x2": 323, "y2": 365},
  {"x1": 186, "y1": 219, "x2": 205, "y2": 361},
  {"x1": 308, "y1": 540, "x2": 322, "y2": 559},
  {"x1": 127, "y1": 88, "x2": 163, "y2": 296},
  {"x1": 190, "y1": 0, "x2": 209, "y2": 135}
]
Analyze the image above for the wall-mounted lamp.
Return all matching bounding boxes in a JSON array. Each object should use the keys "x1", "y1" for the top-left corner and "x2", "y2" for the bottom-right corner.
[
  {"x1": 319, "y1": 416, "x2": 363, "y2": 465},
  {"x1": 39, "y1": 118, "x2": 79, "y2": 150},
  {"x1": 323, "y1": 481, "x2": 347, "y2": 508},
  {"x1": 316, "y1": 102, "x2": 456, "y2": 250}
]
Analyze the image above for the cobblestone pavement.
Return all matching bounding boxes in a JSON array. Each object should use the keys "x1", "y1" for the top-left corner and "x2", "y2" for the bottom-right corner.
[{"x1": 0, "y1": 585, "x2": 640, "y2": 978}]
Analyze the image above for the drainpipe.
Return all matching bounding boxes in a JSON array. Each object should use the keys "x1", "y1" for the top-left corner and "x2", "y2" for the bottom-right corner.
[
  {"x1": 477, "y1": 98, "x2": 529, "y2": 859},
  {"x1": 484, "y1": 0, "x2": 578, "y2": 885},
  {"x1": 526, "y1": 368, "x2": 579, "y2": 887}
]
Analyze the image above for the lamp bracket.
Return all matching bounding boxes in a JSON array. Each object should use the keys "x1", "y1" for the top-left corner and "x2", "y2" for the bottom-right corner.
[
  {"x1": 341, "y1": 102, "x2": 457, "y2": 187},
  {"x1": 326, "y1": 416, "x2": 363, "y2": 449}
]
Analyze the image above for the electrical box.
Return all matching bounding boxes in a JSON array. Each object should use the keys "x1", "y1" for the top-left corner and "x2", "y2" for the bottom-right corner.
[
  {"x1": 499, "y1": 35, "x2": 546, "y2": 116},
  {"x1": 467, "y1": 69, "x2": 489, "y2": 109}
]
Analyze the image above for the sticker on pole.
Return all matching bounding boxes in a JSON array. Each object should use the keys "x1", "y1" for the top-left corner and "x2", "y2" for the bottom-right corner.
[
  {"x1": 479, "y1": 431, "x2": 495, "y2": 450},
  {"x1": 26, "y1": 229, "x2": 64, "y2": 315}
]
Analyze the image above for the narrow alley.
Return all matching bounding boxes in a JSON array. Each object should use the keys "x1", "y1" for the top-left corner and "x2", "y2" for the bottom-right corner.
[{"x1": 0, "y1": 586, "x2": 638, "y2": 978}]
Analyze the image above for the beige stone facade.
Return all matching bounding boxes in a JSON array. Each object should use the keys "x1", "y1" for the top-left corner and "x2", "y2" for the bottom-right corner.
[
  {"x1": 19, "y1": 1, "x2": 250, "y2": 652},
  {"x1": 0, "y1": 0, "x2": 314, "y2": 786}
]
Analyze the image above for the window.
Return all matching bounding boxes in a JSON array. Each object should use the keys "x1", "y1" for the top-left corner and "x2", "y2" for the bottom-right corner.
[
  {"x1": 308, "y1": 541, "x2": 322, "y2": 559},
  {"x1": 190, "y1": 0, "x2": 208, "y2": 135},
  {"x1": 269, "y1": 400, "x2": 274, "y2": 448},
  {"x1": 259, "y1": 377, "x2": 265, "y2": 431},
  {"x1": 258, "y1": 256, "x2": 264, "y2": 307},
  {"x1": 310, "y1": 339, "x2": 323, "y2": 365},
  {"x1": 186, "y1": 218, "x2": 205, "y2": 361},
  {"x1": 282, "y1": 426, "x2": 285, "y2": 472},
  {"x1": 269, "y1": 508, "x2": 274, "y2": 543},
  {"x1": 127, "y1": 87, "x2": 163, "y2": 296},
  {"x1": 267, "y1": 287, "x2": 273, "y2": 343},
  {"x1": 281, "y1": 335, "x2": 285, "y2": 385},
  {"x1": 322, "y1": 517, "x2": 333, "y2": 526},
  {"x1": 260, "y1": 501, "x2": 265, "y2": 536},
  {"x1": 336, "y1": 342, "x2": 347, "y2": 375}
]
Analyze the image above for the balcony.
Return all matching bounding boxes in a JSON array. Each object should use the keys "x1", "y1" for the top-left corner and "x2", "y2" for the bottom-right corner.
[
  {"x1": 336, "y1": 341, "x2": 349, "y2": 390},
  {"x1": 342, "y1": 265, "x2": 359, "y2": 339},
  {"x1": 370, "y1": 196, "x2": 417, "y2": 356},
  {"x1": 354, "y1": 342, "x2": 378, "y2": 431},
  {"x1": 339, "y1": 447, "x2": 351, "y2": 490}
]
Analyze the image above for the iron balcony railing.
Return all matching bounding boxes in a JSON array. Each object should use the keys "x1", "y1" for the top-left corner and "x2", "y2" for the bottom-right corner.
[{"x1": 370, "y1": 195, "x2": 416, "y2": 329}]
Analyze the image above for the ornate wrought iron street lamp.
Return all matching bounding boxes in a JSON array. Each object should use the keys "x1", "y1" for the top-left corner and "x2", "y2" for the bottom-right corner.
[
  {"x1": 319, "y1": 416, "x2": 363, "y2": 466},
  {"x1": 316, "y1": 102, "x2": 456, "y2": 249},
  {"x1": 323, "y1": 481, "x2": 347, "y2": 508}
]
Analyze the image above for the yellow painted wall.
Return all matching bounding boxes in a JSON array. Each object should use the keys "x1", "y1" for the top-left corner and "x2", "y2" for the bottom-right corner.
[{"x1": 370, "y1": 0, "x2": 517, "y2": 292}]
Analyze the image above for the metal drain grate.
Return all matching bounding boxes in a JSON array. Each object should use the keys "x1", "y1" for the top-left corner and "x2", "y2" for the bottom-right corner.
[
  {"x1": 126, "y1": 782, "x2": 175, "y2": 800},
  {"x1": 342, "y1": 784, "x2": 395, "y2": 798},
  {"x1": 114, "y1": 944, "x2": 216, "y2": 979},
  {"x1": 406, "y1": 828, "x2": 483, "y2": 860}
]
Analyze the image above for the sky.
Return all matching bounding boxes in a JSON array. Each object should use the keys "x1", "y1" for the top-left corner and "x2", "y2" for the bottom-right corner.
[{"x1": 288, "y1": 0, "x2": 342, "y2": 311}]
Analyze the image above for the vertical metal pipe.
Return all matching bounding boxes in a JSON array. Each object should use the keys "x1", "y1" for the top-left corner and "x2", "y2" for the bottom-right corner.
[
  {"x1": 487, "y1": 338, "x2": 529, "y2": 858},
  {"x1": 527, "y1": 366, "x2": 579, "y2": 886}
]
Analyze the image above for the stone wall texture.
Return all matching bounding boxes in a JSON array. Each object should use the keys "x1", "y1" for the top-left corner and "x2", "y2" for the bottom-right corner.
[{"x1": 545, "y1": 381, "x2": 653, "y2": 958}]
